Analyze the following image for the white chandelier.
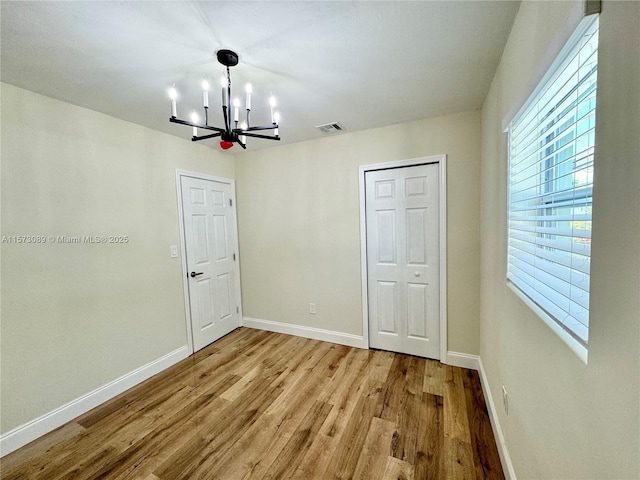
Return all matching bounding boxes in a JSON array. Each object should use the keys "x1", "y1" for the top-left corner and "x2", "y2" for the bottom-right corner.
[{"x1": 168, "y1": 49, "x2": 280, "y2": 150}]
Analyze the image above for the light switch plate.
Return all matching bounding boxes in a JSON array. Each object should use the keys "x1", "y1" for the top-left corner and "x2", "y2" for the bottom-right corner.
[{"x1": 170, "y1": 245, "x2": 178, "y2": 258}]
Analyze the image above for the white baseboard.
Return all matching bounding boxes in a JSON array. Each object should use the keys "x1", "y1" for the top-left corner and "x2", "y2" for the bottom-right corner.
[
  {"x1": 242, "y1": 317, "x2": 366, "y2": 349},
  {"x1": 0, "y1": 345, "x2": 190, "y2": 457},
  {"x1": 477, "y1": 356, "x2": 517, "y2": 480},
  {"x1": 446, "y1": 351, "x2": 480, "y2": 370}
]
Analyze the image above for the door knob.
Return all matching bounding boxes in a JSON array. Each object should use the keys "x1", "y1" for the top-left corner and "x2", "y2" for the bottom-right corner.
[
  {"x1": 414, "y1": 271, "x2": 421, "y2": 277},
  {"x1": 190, "y1": 271, "x2": 204, "y2": 278}
]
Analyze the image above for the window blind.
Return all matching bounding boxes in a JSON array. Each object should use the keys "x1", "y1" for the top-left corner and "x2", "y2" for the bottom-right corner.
[{"x1": 507, "y1": 17, "x2": 599, "y2": 348}]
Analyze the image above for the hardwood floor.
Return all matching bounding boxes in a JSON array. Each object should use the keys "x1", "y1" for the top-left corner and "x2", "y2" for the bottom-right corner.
[{"x1": 0, "y1": 328, "x2": 504, "y2": 479}]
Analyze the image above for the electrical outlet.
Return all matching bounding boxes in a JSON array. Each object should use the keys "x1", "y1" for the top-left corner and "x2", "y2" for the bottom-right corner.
[
  {"x1": 502, "y1": 386, "x2": 508, "y2": 415},
  {"x1": 309, "y1": 303, "x2": 317, "y2": 314}
]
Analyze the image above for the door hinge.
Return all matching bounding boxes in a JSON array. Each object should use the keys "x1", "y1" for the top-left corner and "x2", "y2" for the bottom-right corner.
[
  {"x1": 236, "y1": 306, "x2": 239, "y2": 314},
  {"x1": 233, "y1": 253, "x2": 236, "y2": 261},
  {"x1": 229, "y1": 198, "x2": 233, "y2": 207}
]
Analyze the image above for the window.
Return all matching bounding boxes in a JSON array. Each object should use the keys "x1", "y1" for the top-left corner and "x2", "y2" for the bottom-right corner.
[{"x1": 507, "y1": 16, "x2": 599, "y2": 353}]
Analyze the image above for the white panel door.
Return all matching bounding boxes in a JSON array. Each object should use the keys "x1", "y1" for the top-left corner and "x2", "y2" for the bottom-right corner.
[
  {"x1": 181, "y1": 176, "x2": 240, "y2": 352},
  {"x1": 366, "y1": 164, "x2": 440, "y2": 359}
]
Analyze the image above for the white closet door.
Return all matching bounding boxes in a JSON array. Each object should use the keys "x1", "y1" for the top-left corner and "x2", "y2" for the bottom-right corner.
[{"x1": 366, "y1": 164, "x2": 440, "y2": 359}]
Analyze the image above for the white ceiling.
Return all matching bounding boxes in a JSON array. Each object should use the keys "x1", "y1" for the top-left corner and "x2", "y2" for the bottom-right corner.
[{"x1": 1, "y1": 1, "x2": 520, "y2": 151}]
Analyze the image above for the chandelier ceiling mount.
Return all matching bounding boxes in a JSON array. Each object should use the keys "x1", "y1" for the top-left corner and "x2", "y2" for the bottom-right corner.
[{"x1": 216, "y1": 49, "x2": 239, "y2": 67}]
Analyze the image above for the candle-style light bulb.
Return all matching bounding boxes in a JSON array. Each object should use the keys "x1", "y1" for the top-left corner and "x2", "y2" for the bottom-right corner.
[
  {"x1": 220, "y1": 76, "x2": 228, "y2": 107},
  {"x1": 245, "y1": 83, "x2": 252, "y2": 111},
  {"x1": 233, "y1": 98, "x2": 240, "y2": 122},
  {"x1": 168, "y1": 86, "x2": 178, "y2": 117},
  {"x1": 202, "y1": 78, "x2": 209, "y2": 108},
  {"x1": 273, "y1": 111, "x2": 280, "y2": 136},
  {"x1": 240, "y1": 121, "x2": 248, "y2": 144},
  {"x1": 269, "y1": 96, "x2": 277, "y2": 123},
  {"x1": 190, "y1": 111, "x2": 199, "y2": 137}
]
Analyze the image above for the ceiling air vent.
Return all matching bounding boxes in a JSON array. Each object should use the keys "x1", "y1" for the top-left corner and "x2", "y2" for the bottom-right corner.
[{"x1": 315, "y1": 122, "x2": 346, "y2": 134}]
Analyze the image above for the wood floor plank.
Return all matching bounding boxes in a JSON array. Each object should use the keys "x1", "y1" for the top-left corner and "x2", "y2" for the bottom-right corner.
[
  {"x1": 153, "y1": 377, "x2": 282, "y2": 479},
  {"x1": 200, "y1": 342, "x2": 340, "y2": 479},
  {"x1": 235, "y1": 372, "x2": 341, "y2": 477},
  {"x1": 316, "y1": 350, "x2": 373, "y2": 444},
  {"x1": 321, "y1": 348, "x2": 371, "y2": 406},
  {"x1": 291, "y1": 359, "x2": 375, "y2": 480},
  {"x1": 222, "y1": 343, "x2": 348, "y2": 479},
  {"x1": 380, "y1": 354, "x2": 412, "y2": 422},
  {"x1": 289, "y1": 431, "x2": 334, "y2": 479},
  {"x1": 406, "y1": 354, "x2": 426, "y2": 396},
  {"x1": 86, "y1": 376, "x2": 241, "y2": 479},
  {"x1": 367, "y1": 349, "x2": 396, "y2": 383},
  {"x1": 264, "y1": 340, "x2": 336, "y2": 417},
  {"x1": 383, "y1": 456, "x2": 414, "y2": 480},
  {"x1": 445, "y1": 437, "x2": 477, "y2": 480},
  {"x1": 352, "y1": 417, "x2": 396, "y2": 479},
  {"x1": 414, "y1": 392, "x2": 444, "y2": 480},
  {"x1": 444, "y1": 365, "x2": 473, "y2": 444},
  {"x1": 390, "y1": 356, "x2": 425, "y2": 464},
  {"x1": 0, "y1": 422, "x2": 85, "y2": 473},
  {"x1": 423, "y1": 358, "x2": 445, "y2": 396},
  {"x1": 324, "y1": 379, "x2": 386, "y2": 479},
  {"x1": 260, "y1": 400, "x2": 333, "y2": 480},
  {"x1": 219, "y1": 365, "x2": 261, "y2": 401},
  {"x1": 40, "y1": 375, "x2": 240, "y2": 480},
  {"x1": 153, "y1": 344, "x2": 294, "y2": 479},
  {"x1": 75, "y1": 327, "x2": 266, "y2": 429},
  {"x1": 1, "y1": 328, "x2": 505, "y2": 480},
  {"x1": 66, "y1": 372, "x2": 240, "y2": 478},
  {"x1": 180, "y1": 330, "x2": 291, "y2": 390},
  {"x1": 463, "y1": 369, "x2": 505, "y2": 480},
  {"x1": 189, "y1": 387, "x2": 286, "y2": 480},
  {"x1": 156, "y1": 336, "x2": 319, "y2": 479},
  {"x1": 296, "y1": 352, "x2": 376, "y2": 478}
]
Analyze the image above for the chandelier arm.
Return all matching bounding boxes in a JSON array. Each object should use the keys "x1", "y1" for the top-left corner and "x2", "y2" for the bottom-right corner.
[
  {"x1": 238, "y1": 140, "x2": 247, "y2": 150},
  {"x1": 241, "y1": 125, "x2": 279, "y2": 132},
  {"x1": 242, "y1": 132, "x2": 281, "y2": 141},
  {"x1": 192, "y1": 132, "x2": 222, "y2": 142},
  {"x1": 170, "y1": 117, "x2": 225, "y2": 132}
]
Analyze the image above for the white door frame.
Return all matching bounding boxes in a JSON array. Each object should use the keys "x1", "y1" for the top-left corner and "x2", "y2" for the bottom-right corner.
[
  {"x1": 175, "y1": 169, "x2": 243, "y2": 355},
  {"x1": 358, "y1": 155, "x2": 447, "y2": 361}
]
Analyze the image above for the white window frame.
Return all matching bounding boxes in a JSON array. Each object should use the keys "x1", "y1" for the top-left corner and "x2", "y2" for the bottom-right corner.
[{"x1": 506, "y1": 14, "x2": 599, "y2": 363}]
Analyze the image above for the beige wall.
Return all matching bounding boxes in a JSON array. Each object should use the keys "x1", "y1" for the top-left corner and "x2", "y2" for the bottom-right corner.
[
  {"x1": 0, "y1": 83, "x2": 234, "y2": 433},
  {"x1": 480, "y1": 1, "x2": 640, "y2": 478},
  {"x1": 235, "y1": 110, "x2": 482, "y2": 355}
]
